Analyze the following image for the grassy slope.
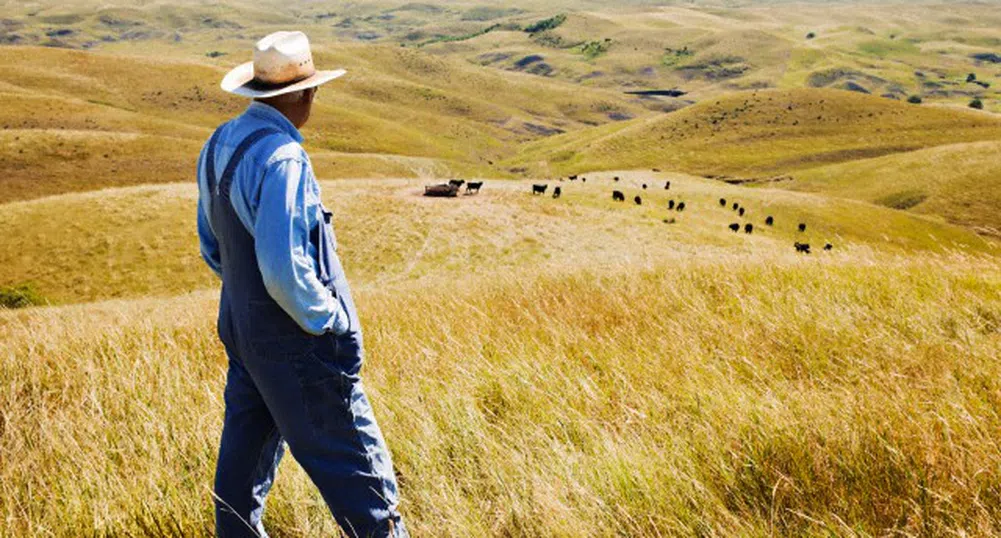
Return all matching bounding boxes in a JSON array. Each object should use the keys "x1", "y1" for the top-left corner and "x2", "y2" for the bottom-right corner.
[
  {"x1": 0, "y1": 174, "x2": 995, "y2": 304},
  {"x1": 0, "y1": 44, "x2": 649, "y2": 203},
  {"x1": 787, "y1": 140, "x2": 1001, "y2": 235},
  {"x1": 3, "y1": 2, "x2": 1001, "y2": 536},
  {"x1": 3, "y1": 251, "x2": 1001, "y2": 536},
  {"x1": 507, "y1": 87, "x2": 1001, "y2": 177}
]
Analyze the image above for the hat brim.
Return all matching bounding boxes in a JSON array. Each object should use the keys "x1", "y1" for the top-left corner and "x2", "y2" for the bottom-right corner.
[{"x1": 221, "y1": 61, "x2": 346, "y2": 98}]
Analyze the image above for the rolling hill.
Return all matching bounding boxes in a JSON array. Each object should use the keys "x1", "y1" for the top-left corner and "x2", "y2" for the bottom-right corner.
[
  {"x1": 507, "y1": 87, "x2": 1001, "y2": 177},
  {"x1": 2, "y1": 1, "x2": 1001, "y2": 537},
  {"x1": 787, "y1": 140, "x2": 1001, "y2": 235}
]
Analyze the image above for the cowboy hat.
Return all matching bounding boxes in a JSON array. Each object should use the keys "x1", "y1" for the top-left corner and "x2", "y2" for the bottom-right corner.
[{"x1": 221, "y1": 31, "x2": 345, "y2": 98}]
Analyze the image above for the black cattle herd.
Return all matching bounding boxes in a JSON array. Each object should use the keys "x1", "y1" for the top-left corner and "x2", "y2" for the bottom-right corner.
[{"x1": 426, "y1": 173, "x2": 834, "y2": 254}]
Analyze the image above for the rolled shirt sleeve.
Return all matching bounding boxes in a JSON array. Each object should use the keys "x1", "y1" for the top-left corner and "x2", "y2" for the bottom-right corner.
[{"x1": 254, "y1": 157, "x2": 349, "y2": 336}]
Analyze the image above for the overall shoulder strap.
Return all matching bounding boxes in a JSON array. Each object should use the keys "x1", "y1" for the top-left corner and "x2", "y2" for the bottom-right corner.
[
  {"x1": 207, "y1": 127, "x2": 282, "y2": 203},
  {"x1": 218, "y1": 128, "x2": 281, "y2": 203}
]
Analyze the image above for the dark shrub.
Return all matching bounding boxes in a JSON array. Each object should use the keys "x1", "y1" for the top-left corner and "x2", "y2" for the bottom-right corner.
[
  {"x1": 0, "y1": 284, "x2": 44, "y2": 309},
  {"x1": 524, "y1": 14, "x2": 566, "y2": 33}
]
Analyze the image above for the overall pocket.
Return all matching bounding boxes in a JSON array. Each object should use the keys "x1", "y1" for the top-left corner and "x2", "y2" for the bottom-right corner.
[
  {"x1": 246, "y1": 299, "x2": 317, "y2": 360},
  {"x1": 294, "y1": 336, "x2": 358, "y2": 435}
]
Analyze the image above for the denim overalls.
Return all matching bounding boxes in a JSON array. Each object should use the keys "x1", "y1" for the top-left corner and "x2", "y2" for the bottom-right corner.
[{"x1": 204, "y1": 126, "x2": 407, "y2": 538}]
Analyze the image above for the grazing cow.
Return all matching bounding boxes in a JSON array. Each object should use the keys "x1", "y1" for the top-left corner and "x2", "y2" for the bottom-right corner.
[
  {"x1": 532, "y1": 184, "x2": 548, "y2": 195},
  {"x1": 798, "y1": 223, "x2": 807, "y2": 232},
  {"x1": 794, "y1": 242, "x2": 811, "y2": 254},
  {"x1": 653, "y1": 168, "x2": 661, "y2": 172},
  {"x1": 668, "y1": 200, "x2": 675, "y2": 210},
  {"x1": 569, "y1": 174, "x2": 578, "y2": 181},
  {"x1": 634, "y1": 195, "x2": 642, "y2": 205},
  {"x1": 729, "y1": 223, "x2": 740, "y2": 232},
  {"x1": 738, "y1": 207, "x2": 745, "y2": 217},
  {"x1": 732, "y1": 202, "x2": 739, "y2": 211},
  {"x1": 744, "y1": 223, "x2": 753, "y2": 234},
  {"x1": 676, "y1": 202, "x2": 686, "y2": 212},
  {"x1": 552, "y1": 186, "x2": 562, "y2": 199},
  {"x1": 642, "y1": 183, "x2": 648, "y2": 190},
  {"x1": 581, "y1": 177, "x2": 587, "y2": 183},
  {"x1": 612, "y1": 190, "x2": 625, "y2": 202},
  {"x1": 824, "y1": 243, "x2": 833, "y2": 251},
  {"x1": 614, "y1": 176, "x2": 620, "y2": 182},
  {"x1": 448, "y1": 179, "x2": 465, "y2": 188},
  {"x1": 664, "y1": 181, "x2": 671, "y2": 190},
  {"x1": 466, "y1": 181, "x2": 483, "y2": 194},
  {"x1": 720, "y1": 198, "x2": 727, "y2": 207},
  {"x1": 765, "y1": 216, "x2": 774, "y2": 226}
]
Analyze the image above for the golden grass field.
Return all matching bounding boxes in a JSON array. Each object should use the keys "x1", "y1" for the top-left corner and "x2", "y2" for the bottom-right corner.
[{"x1": 2, "y1": 0, "x2": 1001, "y2": 536}]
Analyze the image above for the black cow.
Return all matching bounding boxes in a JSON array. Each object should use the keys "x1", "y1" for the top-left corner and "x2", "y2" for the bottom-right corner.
[
  {"x1": 732, "y1": 202, "x2": 739, "y2": 211},
  {"x1": 552, "y1": 186, "x2": 562, "y2": 199},
  {"x1": 668, "y1": 200, "x2": 675, "y2": 210},
  {"x1": 569, "y1": 174, "x2": 578, "y2": 181},
  {"x1": 642, "y1": 183, "x2": 648, "y2": 190},
  {"x1": 614, "y1": 176, "x2": 620, "y2": 182},
  {"x1": 581, "y1": 177, "x2": 587, "y2": 183},
  {"x1": 532, "y1": 184, "x2": 548, "y2": 195},
  {"x1": 744, "y1": 223, "x2": 753, "y2": 234},
  {"x1": 466, "y1": 181, "x2": 483, "y2": 194},
  {"x1": 729, "y1": 223, "x2": 740, "y2": 232},
  {"x1": 824, "y1": 243, "x2": 833, "y2": 251},
  {"x1": 612, "y1": 190, "x2": 625, "y2": 202},
  {"x1": 738, "y1": 207, "x2": 745, "y2": 217},
  {"x1": 719, "y1": 198, "x2": 727, "y2": 207},
  {"x1": 794, "y1": 242, "x2": 811, "y2": 254},
  {"x1": 798, "y1": 223, "x2": 807, "y2": 232},
  {"x1": 765, "y1": 216, "x2": 774, "y2": 226},
  {"x1": 653, "y1": 168, "x2": 661, "y2": 172},
  {"x1": 449, "y1": 179, "x2": 465, "y2": 188},
  {"x1": 664, "y1": 181, "x2": 671, "y2": 190},
  {"x1": 634, "y1": 195, "x2": 642, "y2": 205},
  {"x1": 676, "y1": 202, "x2": 686, "y2": 212}
]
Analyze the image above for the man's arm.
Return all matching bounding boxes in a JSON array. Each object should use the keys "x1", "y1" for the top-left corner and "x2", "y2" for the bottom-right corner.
[
  {"x1": 196, "y1": 145, "x2": 223, "y2": 279},
  {"x1": 254, "y1": 157, "x2": 349, "y2": 336}
]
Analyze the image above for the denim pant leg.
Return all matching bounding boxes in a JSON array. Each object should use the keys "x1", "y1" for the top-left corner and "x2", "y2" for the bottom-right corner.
[
  {"x1": 215, "y1": 349, "x2": 286, "y2": 538},
  {"x1": 241, "y1": 333, "x2": 407, "y2": 538}
]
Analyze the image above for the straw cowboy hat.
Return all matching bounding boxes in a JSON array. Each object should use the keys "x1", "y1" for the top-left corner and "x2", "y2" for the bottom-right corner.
[{"x1": 221, "y1": 31, "x2": 345, "y2": 98}]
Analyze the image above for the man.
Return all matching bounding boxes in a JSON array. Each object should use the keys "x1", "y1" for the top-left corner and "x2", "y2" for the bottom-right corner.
[{"x1": 196, "y1": 31, "x2": 407, "y2": 537}]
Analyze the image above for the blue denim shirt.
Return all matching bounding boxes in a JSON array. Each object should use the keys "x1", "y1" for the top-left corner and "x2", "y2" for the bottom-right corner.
[{"x1": 197, "y1": 101, "x2": 348, "y2": 335}]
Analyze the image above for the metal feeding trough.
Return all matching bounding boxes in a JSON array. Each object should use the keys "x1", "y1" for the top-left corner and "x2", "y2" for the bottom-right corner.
[{"x1": 423, "y1": 183, "x2": 460, "y2": 197}]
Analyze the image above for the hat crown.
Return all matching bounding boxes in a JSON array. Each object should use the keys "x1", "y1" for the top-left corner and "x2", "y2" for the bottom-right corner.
[{"x1": 252, "y1": 31, "x2": 316, "y2": 86}]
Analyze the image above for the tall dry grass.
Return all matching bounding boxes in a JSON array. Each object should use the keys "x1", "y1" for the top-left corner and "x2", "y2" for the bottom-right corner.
[{"x1": 3, "y1": 253, "x2": 1001, "y2": 536}]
